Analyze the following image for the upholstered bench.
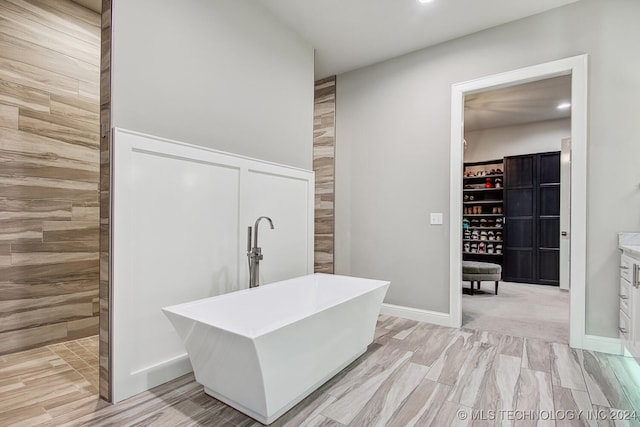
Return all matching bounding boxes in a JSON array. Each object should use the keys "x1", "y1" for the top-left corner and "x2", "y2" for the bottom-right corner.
[{"x1": 462, "y1": 260, "x2": 501, "y2": 295}]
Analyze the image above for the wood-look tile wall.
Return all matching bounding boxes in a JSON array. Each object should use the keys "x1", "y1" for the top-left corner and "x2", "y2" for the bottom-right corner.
[
  {"x1": 0, "y1": 0, "x2": 100, "y2": 355},
  {"x1": 99, "y1": 0, "x2": 111, "y2": 401},
  {"x1": 313, "y1": 76, "x2": 336, "y2": 273}
]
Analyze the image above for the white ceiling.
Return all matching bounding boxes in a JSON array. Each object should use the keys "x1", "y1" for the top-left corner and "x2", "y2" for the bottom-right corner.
[
  {"x1": 464, "y1": 75, "x2": 572, "y2": 132},
  {"x1": 260, "y1": 0, "x2": 580, "y2": 79}
]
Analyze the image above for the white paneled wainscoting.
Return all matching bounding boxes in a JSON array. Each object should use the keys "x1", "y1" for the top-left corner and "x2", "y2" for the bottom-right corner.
[{"x1": 111, "y1": 128, "x2": 314, "y2": 402}]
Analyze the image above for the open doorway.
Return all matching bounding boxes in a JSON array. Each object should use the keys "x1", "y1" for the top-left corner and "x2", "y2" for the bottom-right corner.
[
  {"x1": 449, "y1": 55, "x2": 589, "y2": 349},
  {"x1": 0, "y1": 0, "x2": 105, "y2": 421},
  {"x1": 460, "y1": 76, "x2": 571, "y2": 343}
]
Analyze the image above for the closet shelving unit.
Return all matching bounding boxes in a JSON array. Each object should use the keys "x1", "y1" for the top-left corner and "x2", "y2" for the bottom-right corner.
[{"x1": 462, "y1": 159, "x2": 504, "y2": 265}]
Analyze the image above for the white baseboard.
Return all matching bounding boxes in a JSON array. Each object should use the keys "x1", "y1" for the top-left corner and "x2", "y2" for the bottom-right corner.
[
  {"x1": 381, "y1": 303, "x2": 451, "y2": 327},
  {"x1": 113, "y1": 354, "x2": 192, "y2": 403},
  {"x1": 581, "y1": 334, "x2": 623, "y2": 355}
]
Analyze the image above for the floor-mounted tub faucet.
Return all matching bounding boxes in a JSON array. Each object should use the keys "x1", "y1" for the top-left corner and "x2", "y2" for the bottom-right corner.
[{"x1": 247, "y1": 216, "x2": 274, "y2": 288}]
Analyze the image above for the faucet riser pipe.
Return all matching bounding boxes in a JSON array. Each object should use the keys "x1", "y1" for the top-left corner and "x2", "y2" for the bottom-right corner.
[{"x1": 247, "y1": 216, "x2": 274, "y2": 288}]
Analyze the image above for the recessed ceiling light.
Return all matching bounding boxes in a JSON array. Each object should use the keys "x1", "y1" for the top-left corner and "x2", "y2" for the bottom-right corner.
[
  {"x1": 557, "y1": 102, "x2": 571, "y2": 110},
  {"x1": 417, "y1": 0, "x2": 434, "y2": 3}
]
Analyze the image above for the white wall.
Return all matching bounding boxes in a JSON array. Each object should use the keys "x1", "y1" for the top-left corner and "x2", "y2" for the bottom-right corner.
[
  {"x1": 335, "y1": 0, "x2": 640, "y2": 337},
  {"x1": 464, "y1": 119, "x2": 569, "y2": 163},
  {"x1": 112, "y1": 129, "x2": 314, "y2": 402},
  {"x1": 109, "y1": 0, "x2": 315, "y2": 398},
  {"x1": 111, "y1": 0, "x2": 314, "y2": 169}
]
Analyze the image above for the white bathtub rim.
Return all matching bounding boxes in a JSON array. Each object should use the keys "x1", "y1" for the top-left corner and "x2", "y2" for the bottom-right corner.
[
  {"x1": 204, "y1": 346, "x2": 367, "y2": 425},
  {"x1": 162, "y1": 273, "x2": 390, "y2": 339}
]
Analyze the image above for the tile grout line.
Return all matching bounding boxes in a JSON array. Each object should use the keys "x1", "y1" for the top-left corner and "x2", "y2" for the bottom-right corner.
[{"x1": 46, "y1": 339, "x2": 98, "y2": 392}]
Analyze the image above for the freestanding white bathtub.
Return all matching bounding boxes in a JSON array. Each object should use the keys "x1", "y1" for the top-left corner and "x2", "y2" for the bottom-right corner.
[{"x1": 162, "y1": 273, "x2": 389, "y2": 424}]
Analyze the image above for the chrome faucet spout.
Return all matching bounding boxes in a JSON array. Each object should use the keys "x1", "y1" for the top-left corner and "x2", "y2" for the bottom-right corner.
[
  {"x1": 248, "y1": 216, "x2": 275, "y2": 288},
  {"x1": 253, "y1": 216, "x2": 274, "y2": 248}
]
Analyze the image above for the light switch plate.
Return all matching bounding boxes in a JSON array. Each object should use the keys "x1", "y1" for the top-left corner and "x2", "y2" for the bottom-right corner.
[{"x1": 430, "y1": 212, "x2": 443, "y2": 225}]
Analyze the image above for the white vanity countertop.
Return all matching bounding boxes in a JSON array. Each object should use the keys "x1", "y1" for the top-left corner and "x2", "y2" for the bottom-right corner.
[
  {"x1": 621, "y1": 245, "x2": 640, "y2": 258},
  {"x1": 619, "y1": 232, "x2": 640, "y2": 258}
]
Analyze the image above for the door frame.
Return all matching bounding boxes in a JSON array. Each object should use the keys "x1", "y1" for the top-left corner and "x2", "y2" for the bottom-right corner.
[
  {"x1": 559, "y1": 137, "x2": 571, "y2": 291},
  {"x1": 449, "y1": 55, "x2": 588, "y2": 349}
]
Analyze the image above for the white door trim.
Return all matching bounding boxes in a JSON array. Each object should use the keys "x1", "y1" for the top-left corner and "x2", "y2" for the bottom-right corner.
[
  {"x1": 560, "y1": 137, "x2": 571, "y2": 291},
  {"x1": 449, "y1": 55, "x2": 588, "y2": 349}
]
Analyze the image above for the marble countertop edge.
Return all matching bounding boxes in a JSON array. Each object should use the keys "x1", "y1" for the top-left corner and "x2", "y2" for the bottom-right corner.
[{"x1": 619, "y1": 232, "x2": 640, "y2": 257}]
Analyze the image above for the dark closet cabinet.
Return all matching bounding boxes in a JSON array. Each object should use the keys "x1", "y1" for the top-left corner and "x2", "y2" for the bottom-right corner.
[{"x1": 503, "y1": 152, "x2": 560, "y2": 285}]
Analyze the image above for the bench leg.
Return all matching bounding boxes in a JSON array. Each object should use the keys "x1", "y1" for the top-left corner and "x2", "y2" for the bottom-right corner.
[{"x1": 495, "y1": 281, "x2": 499, "y2": 295}]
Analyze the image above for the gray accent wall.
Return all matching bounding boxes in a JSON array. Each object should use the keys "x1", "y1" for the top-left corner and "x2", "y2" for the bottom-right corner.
[
  {"x1": 335, "y1": 0, "x2": 640, "y2": 338},
  {"x1": 111, "y1": 0, "x2": 314, "y2": 169}
]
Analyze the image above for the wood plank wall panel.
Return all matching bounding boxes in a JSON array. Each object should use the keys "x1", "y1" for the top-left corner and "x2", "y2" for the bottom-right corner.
[
  {"x1": 0, "y1": 0, "x2": 100, "y2": 355},
  {"x1": 313, "y1": 76, "x2": 336, "y2": 273},
  {"x1": 99, "y1": 0, "x2": 111, "y2": 401}
]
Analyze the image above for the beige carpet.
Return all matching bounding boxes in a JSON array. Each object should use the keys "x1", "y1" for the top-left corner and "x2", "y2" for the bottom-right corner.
[{"x1": 462, "y1": 281, "x2": 570, "y2": 344}]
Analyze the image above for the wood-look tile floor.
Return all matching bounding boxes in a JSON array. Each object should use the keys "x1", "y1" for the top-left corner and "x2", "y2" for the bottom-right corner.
[
  {"x1": 2, "y1": 320, "x2": 639, "y2": 427},
  {"x1": 0, "y1": 335, "x2": 101, "y2": 426}
]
